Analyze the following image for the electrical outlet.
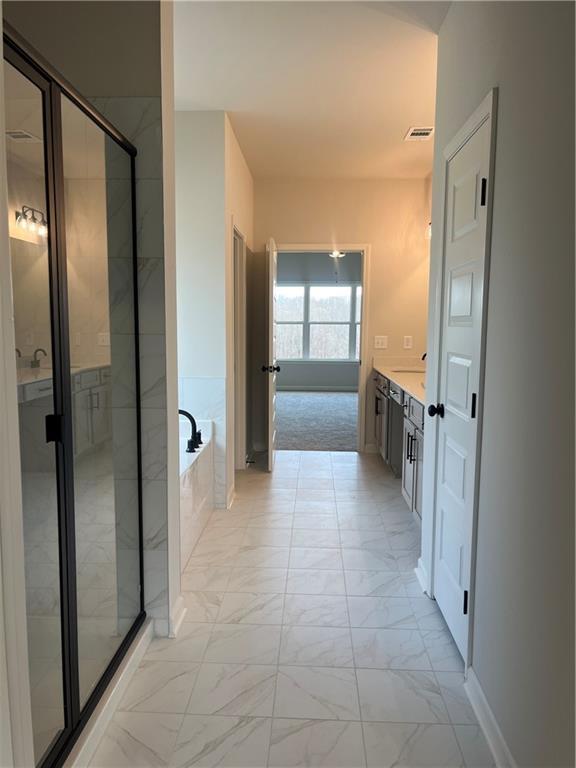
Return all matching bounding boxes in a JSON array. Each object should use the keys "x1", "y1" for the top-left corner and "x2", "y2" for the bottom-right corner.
[
  {"x1": 374, "y1": 335, "x2": 388, "y2": 350},
  {"x1": 97, "y1": 332, "x2": 110, "y2": 347},
  {"x1": 74, "y1": 332, "x2": 81, "y2": 347},
  {"x1": 403, "y1": 335, "x2": 413, "y2": 349}
]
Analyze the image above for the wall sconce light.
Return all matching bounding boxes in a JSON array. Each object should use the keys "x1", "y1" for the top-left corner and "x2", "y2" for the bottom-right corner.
[
  {"x1": 15, "y1": 205, "x2": 48, "y2": 237},
  {"x1": 425, "y1": 222, "x2": 432, "y2": 240}
]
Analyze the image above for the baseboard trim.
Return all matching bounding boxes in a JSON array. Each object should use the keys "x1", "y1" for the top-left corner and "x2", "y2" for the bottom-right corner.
[
  {"x1": 415, "y1": 557, "x2": 431, "y2": 596},
  {"x1": 464, "y1": 667, "x2": 516, "y2": 768},
  {"x1": 170, "y1": 593, "x2": 187, "y2": 638},
  {"x1": 65, "y1": 619, "x2": 153, "y2": 767},
  {"x1": 227, "y1": 486, "x2": 235, "y2": 510},
  {"x1": 414, "y1": 557, "x2": 433, "y2": 599}
]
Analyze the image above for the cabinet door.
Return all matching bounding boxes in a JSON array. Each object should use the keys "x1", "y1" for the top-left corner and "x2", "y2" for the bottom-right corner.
[
  {"x1": 91, "y1": 384, "x2": 112, "y2": 445},
  {"x1": 375, "y1": 394, "x2": 382, "y2": 452},
  {"x1": 380, "y1": 396, "x2": 389, "y2": 463},
  {"x1": 74, "y1": 389, "x2": 92, "y2": 455},
  {"x1": 401, "y1": 418, "x2": 415, "y2": 508},
  {"x1": 413, "y1": 429, "x2": 424, "y2": 519}
]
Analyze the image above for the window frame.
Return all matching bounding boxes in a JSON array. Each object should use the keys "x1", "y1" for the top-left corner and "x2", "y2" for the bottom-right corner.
[{"x1": 276, "y1": 282, "x2": 362, "y2": 361}]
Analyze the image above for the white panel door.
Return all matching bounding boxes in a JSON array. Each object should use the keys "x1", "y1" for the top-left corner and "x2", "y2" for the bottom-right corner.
[
  {"x1": 266, "y1": 237, "x2": 278, "y2": 471},
  {"x1": 432, "y1": 95, "x2": 496, "y2": 658}
]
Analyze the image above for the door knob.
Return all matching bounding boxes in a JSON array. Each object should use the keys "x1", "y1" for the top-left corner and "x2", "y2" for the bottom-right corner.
[
  {"x1": 261, "y1": 365, "x2": 281, "y2": 373},
  {"x1": 427, "y1": 403, "x2": 445, "y2": 418},
  {"x1": 272, "y1": 365, "x2": 281, "y2": 373}
]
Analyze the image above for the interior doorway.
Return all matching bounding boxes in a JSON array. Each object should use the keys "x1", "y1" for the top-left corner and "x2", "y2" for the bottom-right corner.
[{"x1": 274, "y1": 245, "x2": 369, "y2": 452}]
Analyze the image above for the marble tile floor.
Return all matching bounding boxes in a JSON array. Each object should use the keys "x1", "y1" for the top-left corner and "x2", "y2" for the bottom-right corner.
[{"x1": 90, "y1": 451, "x2": 495, "y2": 768}]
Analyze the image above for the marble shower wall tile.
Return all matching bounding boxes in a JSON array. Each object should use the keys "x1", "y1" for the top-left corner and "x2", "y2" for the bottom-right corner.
[{"x1": 91, "y1": 97, "x2": 170, "y2": 629}]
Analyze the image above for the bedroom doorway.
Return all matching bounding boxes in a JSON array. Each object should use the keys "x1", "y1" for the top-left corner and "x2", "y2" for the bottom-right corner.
[{"x1": 274, "y1": 246, "x2": 369, "y2": 452}]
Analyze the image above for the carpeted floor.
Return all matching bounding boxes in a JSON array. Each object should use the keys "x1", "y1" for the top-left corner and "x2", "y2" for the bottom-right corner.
[{"x1": 276, "y1": 390, "x2": 358, "y2": 451}]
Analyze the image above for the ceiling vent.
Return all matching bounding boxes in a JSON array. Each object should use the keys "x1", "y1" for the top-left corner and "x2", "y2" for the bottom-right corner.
[
  {"x1": 404, "y1": 126, "x2": 434, "y2": 142},
  {"x1": 6, "y1": 129, "x2": 41, "y2": 143}
]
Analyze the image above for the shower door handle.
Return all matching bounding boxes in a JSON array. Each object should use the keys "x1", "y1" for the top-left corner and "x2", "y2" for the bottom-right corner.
[{"x1": 45, "y1": 413, "x2": 62, "y2": 443}]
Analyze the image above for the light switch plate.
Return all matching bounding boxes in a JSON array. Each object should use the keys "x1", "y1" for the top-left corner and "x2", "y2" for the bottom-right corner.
[
  {"x1": 403, "y1": 335, "x2": 413, "y2": 349},
  {"x1": 24, "y1": 331, "x2": 34, "y2": 346},
  {"x1": 374, "y1": 335, "x2": 388, "y2": 350},
  {"x1": 97, "y1": 332, "x2": 110, "y2": 347}
]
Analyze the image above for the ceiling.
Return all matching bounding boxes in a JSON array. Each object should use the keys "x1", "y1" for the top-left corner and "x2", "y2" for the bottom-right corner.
[{"x1": 174, "y1": 2, "x2": 448, "y2": 180}]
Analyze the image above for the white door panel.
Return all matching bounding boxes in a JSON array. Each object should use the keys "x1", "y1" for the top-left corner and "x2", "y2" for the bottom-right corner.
[{"x1": 432, "y1": 95, "x2": 496, "y2": 659}]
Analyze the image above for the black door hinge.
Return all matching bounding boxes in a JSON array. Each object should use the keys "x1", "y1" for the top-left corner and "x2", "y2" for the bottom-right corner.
[
  {"x1": 463, "y1": 590, "x2": 469, "y2": 615},
  {"x1": 45, "y1": 414, "x2": 62, "y2": 443},
  {"x1": 480, "y1": 178, "x2": 487, "y2": 206},
  {"x1": 471, "y1": 393, "x2": 477, "y2": 419}
]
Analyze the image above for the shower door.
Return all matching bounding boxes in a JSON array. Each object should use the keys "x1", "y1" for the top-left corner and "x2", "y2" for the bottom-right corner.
[{"x1": 4, "y1": 31, "x2": 144, "y2": 768}]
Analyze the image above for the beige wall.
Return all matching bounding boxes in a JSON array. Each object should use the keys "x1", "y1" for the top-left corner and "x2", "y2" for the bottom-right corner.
[
  {"x1": 254, "y1": 178, "x2": 431, "y2": 359},
  {"x1": 428, "y1": 2, "x2": 574, "y2": 765}
]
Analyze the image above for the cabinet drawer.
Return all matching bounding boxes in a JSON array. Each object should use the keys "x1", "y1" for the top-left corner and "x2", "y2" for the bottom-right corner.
[
  {"x1": 80, "y1": 369, "x2": 100, "y2": 390},
  {"x1": 408, "y1": 398, "x2": 424, "y2": 429},
  {"x1": 25, "y1": 378, "x2": 53, "y2": 401}
]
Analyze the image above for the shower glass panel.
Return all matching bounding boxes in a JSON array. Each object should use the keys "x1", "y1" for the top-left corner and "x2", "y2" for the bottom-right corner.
[
  {"x1": 3, "y1": 62, "x2": 65, "y2": 764},
  {"x1": 60, "y1": 95, "x2": 141, "y2": 707}
]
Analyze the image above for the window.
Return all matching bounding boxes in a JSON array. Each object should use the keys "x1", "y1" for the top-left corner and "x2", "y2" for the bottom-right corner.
[
  {"x1": 276, "y1": 284, "x2": 362, "y2": 361},
  {"x1": 276, "y1": 287, "x2": 304, "y2": 359}
]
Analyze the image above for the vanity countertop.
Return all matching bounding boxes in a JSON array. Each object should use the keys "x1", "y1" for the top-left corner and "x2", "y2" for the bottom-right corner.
[
  {"x1": 372, "y1": 358, "x2": 427, "y2": 405},
  {"x1": 17, "y1": 362, "x2": 110, "y2": 386}
]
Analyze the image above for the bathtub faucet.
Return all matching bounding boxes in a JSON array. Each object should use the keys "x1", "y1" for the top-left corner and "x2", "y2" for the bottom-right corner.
[{"x1": 179, "y1": 409, "x2": 202, "y2": 453}]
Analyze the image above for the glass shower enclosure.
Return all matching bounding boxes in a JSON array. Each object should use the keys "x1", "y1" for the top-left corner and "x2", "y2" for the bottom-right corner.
[{"x1": 4, "y1": 28, "x2": 144, "y2": 768}]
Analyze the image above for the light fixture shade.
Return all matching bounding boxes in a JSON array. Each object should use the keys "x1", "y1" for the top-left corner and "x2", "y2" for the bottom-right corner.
[{"x1": 14, "y1": 205, "x2": 48, "y2": 237}]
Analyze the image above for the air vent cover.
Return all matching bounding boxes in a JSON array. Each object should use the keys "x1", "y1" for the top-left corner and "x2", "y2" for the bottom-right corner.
[
  {"x1": 6, "y1": 129, "x2": 41, "y2": 143},
  {"x1": 404, "y1": 126, "x2": 434, "y2": 141}
]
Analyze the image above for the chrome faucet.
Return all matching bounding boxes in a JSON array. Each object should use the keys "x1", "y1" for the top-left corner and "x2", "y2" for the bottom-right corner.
[
  {"x1": 31, "y1": 348, "x2": 47, "y2": 369},
  {"x1": 179, "y1": 409, "x2": 202, "y2": 453}
]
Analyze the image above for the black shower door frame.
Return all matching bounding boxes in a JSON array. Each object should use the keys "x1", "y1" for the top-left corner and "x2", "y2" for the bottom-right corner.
[{"x1": 4, "y1": 25, "x2": 146, "y2": 768}]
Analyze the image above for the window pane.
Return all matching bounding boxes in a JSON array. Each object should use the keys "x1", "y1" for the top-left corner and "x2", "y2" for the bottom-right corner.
[
  {"x1": 356, "y1": 286, "x2": 362, "y2": 323},
  {"x1": 309, "y1": 286, "x2": 351, "y2": 321},
  {"x1": 277, "y1": 323, "x2": 303, "y2": 358},
  {"x1": 276, "y1": 286, "x2": 304, "y2": 321},
  {"x1": 355, "y1": 323, "x2": 361, "y2": 359},
  {"x1": 310, "y1": 324, "x2": 350, "y2": 359}
]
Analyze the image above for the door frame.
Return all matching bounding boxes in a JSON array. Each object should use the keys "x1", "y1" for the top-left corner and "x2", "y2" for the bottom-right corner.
[
  {"x1": 421, "y1": 89, "x2": 498, "y2": 666},
  {"x1": 275, "y1": 242, "x2": 371, "y2": 453},
  {"x1": 233, "y1": 226, "x2": 248, "y2": 470}
]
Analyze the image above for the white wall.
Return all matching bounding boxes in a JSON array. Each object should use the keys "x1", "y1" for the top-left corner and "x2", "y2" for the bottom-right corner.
[
  {"x1": 255, "y1": 179, "x2": 431, "y2": 359},
  {"x1": 176, "y1": 111, "x2": 253, "y2": 506},
  {"x1": 225, "y1": 115, "x2": 254, "y2": 499},
  {"x1": 425, "y1": 3, "x2": 574, "y2": 765}
]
